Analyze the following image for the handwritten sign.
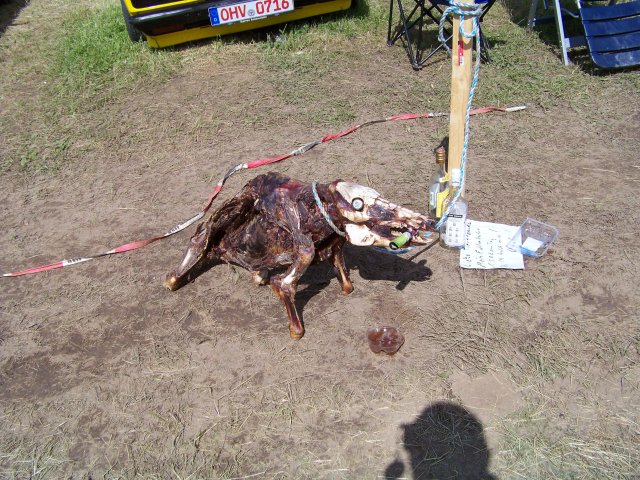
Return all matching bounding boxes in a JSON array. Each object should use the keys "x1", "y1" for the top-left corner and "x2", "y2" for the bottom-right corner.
[{"x1": 460, "y1": 220, "x2": 524, "y2": 270}]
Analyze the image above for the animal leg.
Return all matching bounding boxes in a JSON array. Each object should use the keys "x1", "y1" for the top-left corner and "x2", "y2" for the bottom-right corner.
[
  {"x1": 331, "y1": 240, "x2": 353, "y2": 295},
  {"x1": 270, "y1": 242, "x2": 315, "y2": 340},
  {"x1": 165, "y1": 186, "x2": 257, "y2": 290},
  {"x1": 251, "y1": 269, "x2": 270, "y2": 286},
  {"x1": 165, "y1": 221, "x2": 214, "y2": 291}
]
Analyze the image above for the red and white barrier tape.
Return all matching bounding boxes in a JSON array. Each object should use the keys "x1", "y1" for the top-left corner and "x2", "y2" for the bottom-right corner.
[{"x1": 2, "y1": 105, "x2": 525, "y2": 278}]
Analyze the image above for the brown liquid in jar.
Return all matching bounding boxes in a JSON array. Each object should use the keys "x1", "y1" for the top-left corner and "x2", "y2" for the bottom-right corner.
[{"x1": 367, "y1": 326, "x2": 405, "y2": 355}]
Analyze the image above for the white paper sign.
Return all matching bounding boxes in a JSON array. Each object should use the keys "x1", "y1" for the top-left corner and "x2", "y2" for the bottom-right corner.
[{"x1": 460, "y1": 220, "x2": 524, "y2": 270}]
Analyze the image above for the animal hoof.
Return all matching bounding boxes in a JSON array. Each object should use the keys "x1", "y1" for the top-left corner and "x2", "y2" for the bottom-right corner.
[
  {"x1": 289, "y1": 327, "x2": 304, "y2": 340},
  {"x1": 164, "y1": 275, "x2": 180, "y2": 291},
  {"x1": 252, "y1": 270, "x2": 269, "y2": 286}
]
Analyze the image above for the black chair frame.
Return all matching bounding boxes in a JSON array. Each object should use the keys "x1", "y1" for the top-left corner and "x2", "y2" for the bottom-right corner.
[{"x1": 387, "y1": 0, "x2": 495, "y2": 70}]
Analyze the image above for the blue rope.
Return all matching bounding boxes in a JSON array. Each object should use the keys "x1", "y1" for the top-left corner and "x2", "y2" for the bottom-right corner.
[
  {"x1": 312, "y1": 180, "x2": 346, "y2": 237},
  {"x1": 435, "y1": 1, "x2": 483, "y2": 231}
]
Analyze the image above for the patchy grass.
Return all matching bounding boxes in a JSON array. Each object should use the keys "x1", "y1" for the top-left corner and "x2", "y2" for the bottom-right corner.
[
  {"x1": 495, "y1": 406, "x2": 640, "y2": 479},
  {"x1": 10, "y1": 134, "x2": 70, "y2": 174},
  {"x1": 1, "y1": 1, "x2": 181, "y2": 173},
  {"x1": 256, "y1": 0, "x2": 387, "y2": 124},
  {"x1": 48, "y1": 3, "x2": 181, "y2": 113}
]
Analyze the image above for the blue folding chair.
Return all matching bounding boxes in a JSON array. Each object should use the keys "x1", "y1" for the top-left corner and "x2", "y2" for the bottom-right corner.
[
  {"x1": 528, "y1": 0, "x2": 640, "y2": 68},
  {"x1": 387, "y1": 0, "x2": 496, "y2": 69}
]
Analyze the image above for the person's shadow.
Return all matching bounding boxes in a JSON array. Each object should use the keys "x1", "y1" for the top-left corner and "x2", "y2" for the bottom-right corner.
[{"x1": 384, "y1": 401, "x2": 496, "y2": 480}]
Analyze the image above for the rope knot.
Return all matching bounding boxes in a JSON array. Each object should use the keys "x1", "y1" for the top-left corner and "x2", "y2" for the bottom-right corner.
[{"x1": 438, "y1": 1, "x2": 483, "y2": 53}]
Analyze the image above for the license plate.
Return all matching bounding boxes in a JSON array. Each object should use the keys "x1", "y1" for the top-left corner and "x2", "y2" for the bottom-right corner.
[{"x1": 209, "y1": 0, "x2": 295, "y2": 26}]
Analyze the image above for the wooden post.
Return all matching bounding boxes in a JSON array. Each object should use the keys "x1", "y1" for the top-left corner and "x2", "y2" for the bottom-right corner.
[{"x1": 447, "y1": 1, "x2": 475, "y2": 194}]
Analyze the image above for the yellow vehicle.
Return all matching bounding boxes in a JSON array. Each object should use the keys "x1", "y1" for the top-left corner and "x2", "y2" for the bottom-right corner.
[{"x1": 120, "y1": 0, "x2": 353, "y2": 48}]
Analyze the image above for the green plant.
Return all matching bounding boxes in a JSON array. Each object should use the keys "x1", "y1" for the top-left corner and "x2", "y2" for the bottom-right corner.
[{"x1": 49, "y1": 4, "x2": 180, "y2": 113}]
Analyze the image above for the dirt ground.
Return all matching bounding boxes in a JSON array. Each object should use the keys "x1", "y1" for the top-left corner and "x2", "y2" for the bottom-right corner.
[{"x1": 1, "y1": 0, "x2": 639, "y2": 478}]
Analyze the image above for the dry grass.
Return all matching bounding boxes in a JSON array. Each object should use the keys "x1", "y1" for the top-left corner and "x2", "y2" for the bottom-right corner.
[{"x1": 1, "y1": 0, "x2": 640, "y2": 478}]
